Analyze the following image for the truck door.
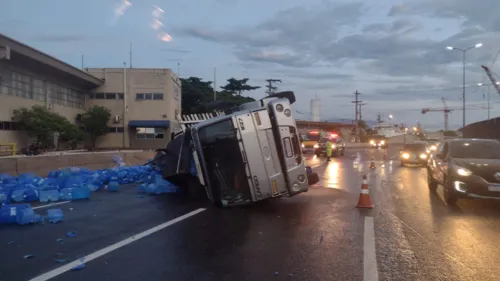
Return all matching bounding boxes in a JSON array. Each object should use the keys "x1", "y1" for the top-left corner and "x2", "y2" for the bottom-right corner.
[{"x1": 233, "y1": 111, "x2": 286, "y2": 201}]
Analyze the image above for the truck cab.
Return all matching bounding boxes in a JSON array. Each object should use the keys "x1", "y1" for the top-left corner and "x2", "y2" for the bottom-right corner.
[{"x1": 159, "y1": 91, "x2": 319, "y2": 207}]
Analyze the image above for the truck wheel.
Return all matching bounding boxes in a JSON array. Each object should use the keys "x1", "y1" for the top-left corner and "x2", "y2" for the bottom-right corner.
[
  {"x1": 443, "y1": 178, "x2": 458, "y2": 205},
  {"x1": 427, "y1": 168, "x2": 437, "y2": 191},
  {"x1": 186, "y1": 176, "x2": 206, "y2": 200}
]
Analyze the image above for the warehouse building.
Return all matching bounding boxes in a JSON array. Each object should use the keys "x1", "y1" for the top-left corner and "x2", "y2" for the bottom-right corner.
[{"x1": 0, "y1": 33, "x2": 181, "y2": 153}]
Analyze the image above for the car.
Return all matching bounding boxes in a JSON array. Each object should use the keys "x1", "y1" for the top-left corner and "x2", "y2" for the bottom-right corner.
[
  {"x1": 314, "y1": 136, "x2": 345, "y2": 157},
  {"x1": 399, "y1": 141, "x2": 429, "y2": 166},
  {"x1": 427, "y1": 138, "x2": 500, "y2": 205},
  {"x1": 368, "y1": 135, "x2": 388, "y2": 148},
  {"x1": 424, "y1": 138, "x2": 439, "y2": 153}
]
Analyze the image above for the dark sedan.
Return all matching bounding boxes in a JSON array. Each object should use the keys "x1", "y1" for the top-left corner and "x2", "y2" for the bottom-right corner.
[
  {"x1": 400, "y1": 142, "x2": 429, "y2": 166},
  {"x1": 427, "y1": 138, "x2": 500, "y2": 205}
]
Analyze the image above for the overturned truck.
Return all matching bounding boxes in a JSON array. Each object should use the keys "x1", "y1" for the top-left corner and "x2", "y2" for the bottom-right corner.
[{"x1": 153, "y1": 91, "x2": 320, "y2": 207}]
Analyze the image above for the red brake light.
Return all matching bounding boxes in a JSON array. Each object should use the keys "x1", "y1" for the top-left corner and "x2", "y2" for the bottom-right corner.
[
  {"x1": 309, "y1": 131, "x2": 319, "y2": 135},
  {"x1": 330, "y1": 133, "x2": 338, "y2": 138}
]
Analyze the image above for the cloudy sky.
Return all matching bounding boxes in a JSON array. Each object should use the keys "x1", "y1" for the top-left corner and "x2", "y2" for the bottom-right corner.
[{"x1": 1, "y1": 0, "x2": 500, "y2": 130}]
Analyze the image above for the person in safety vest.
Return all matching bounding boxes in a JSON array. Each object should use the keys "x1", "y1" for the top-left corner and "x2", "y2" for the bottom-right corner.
[{"x1": 325, "y1": 138, "x2": 333, "y2": 162}]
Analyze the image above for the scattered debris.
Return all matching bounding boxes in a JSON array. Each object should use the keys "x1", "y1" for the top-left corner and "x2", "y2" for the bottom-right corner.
[
  {"x1": 66, "y1": 231, "x2": 77, "y2": 237},
  {"x1": 23, "y1": 254, "x2": 35, "y2": 259}
]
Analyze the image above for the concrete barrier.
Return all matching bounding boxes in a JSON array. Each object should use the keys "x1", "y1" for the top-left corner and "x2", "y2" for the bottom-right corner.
[{"x1": 0, "y1": 150, "x2": 155, "y2": 177}]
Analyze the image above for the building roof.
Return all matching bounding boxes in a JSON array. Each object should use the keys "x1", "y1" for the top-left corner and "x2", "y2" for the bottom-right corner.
[
  {"x1": 0, "y1": 33, "x2": 103, "y2": 89},
  {"x1": 296, "y1": 120, "x2": 355, "y2": 128}
]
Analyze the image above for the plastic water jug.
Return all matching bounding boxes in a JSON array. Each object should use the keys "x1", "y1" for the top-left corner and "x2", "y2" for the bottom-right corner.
[
  {"x1": 39, "y1": 190, "x2": 60, "y2": 202},
  {"x1": 60, "y1": 187, "x2": 91, "y2": 201},
  {"x1": 0, "y1": 204, "x2": 30, "y2": 224},
  {"x1": 16, "y1": 207, "x2": 41, "y2": 225},
  {"x1": 108, "y1": 181, "x2": 119, "y2": 192},
  {"x1": 47, "y1": 208, "x2": 64, "y2": 223}
]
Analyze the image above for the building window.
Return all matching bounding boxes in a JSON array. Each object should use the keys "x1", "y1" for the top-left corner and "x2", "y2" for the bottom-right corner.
[
  {"x1": 136, "y1": 93, "x2": 163, "y2": 100},
  {"x1": 0, "y1": 121, "x2": 21, "y2": 131},
  {"x1": 136, "y1": 127, "x2": 164, "y2": 139},
  {"x1": 108, "y1": 127, "x2": 124, "y2": 133},
  {"x1": 90, "y1": 93, "x2": 123, "y2": 99}
]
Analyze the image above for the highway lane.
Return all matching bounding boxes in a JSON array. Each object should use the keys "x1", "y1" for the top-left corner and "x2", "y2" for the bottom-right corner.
[
  {"x1": 3, "y1": 145, "x2": 500, "y2": 281},
  {"x1": 367, "y1": 146, "x2": 500, "y2": 281},
  {"x1": 1, "y1": 151, "x2": 366, "y2": 281}
]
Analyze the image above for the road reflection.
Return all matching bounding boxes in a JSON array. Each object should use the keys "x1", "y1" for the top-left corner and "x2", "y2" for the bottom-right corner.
[{"x1": 323, "y1": 161, "x2": 340, "y2": 189}]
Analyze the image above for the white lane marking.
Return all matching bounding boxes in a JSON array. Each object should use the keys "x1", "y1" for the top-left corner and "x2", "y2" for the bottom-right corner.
[
  {"x1": 32, "y1": 201, "x2": 70, "y2": 210},
  {"x1": 29, "y1": 208, "x2": 207, "y2": 281},
  {"x1": 364, "y1": 216, "x2": 379, "y2": 281}
]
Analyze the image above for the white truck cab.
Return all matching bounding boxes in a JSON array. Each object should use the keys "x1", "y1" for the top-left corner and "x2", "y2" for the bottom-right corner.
[{"x1": 159, "y1": 91, "x2": 319, "y2": 207}]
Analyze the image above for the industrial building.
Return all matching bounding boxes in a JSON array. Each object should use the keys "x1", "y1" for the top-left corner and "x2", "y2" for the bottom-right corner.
[
  {"x1": 0, "y1": 33, "x2": 181, "y2": 153},
  {"x1": 461, "y1": 117, "x2": 500, "y2": 139}
]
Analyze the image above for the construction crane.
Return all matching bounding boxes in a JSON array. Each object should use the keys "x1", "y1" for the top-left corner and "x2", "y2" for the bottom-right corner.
[
  {"x1": 421, "y1": 97, "x2": 486, "y2": 131},
  {"x1": 480, "y1": 65, "x2": 500, "y2": 95}
]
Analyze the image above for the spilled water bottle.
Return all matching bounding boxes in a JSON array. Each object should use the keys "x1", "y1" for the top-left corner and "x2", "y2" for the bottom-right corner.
[{"x1": 47, "y1": 208, "x2": 64, "y2": 223}]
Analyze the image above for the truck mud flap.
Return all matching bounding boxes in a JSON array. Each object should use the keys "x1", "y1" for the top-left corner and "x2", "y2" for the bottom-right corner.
[{"x1": 307, "y1": 172, "x2": 320, "y2": 186}]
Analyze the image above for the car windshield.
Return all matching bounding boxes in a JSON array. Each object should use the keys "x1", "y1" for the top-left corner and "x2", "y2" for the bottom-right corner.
[
  {"x1": 403, "y1": 143, "x2": 427, "y2": 151},
  {"x1": 450, "y1": 141, "x2": 500, "y2": 159},
  {"x1": 303, "y1": 133, "x2": 321, "y2": 141}
]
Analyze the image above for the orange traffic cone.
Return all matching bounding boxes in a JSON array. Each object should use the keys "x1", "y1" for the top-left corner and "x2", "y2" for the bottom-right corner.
[
  {"x1": 356, "y1": 175, "x2": 374, "y2": 209},
  {"x1": 369, "y1": 157, "x2": 376, "y2": 169}
]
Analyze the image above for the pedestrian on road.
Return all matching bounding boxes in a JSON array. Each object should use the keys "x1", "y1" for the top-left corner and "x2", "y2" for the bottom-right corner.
[{"x1": 325, "y1": 138, "x2": 333, "y2": 162}]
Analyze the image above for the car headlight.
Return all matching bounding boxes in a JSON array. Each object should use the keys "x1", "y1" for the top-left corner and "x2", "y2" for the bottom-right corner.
[
  {"x1": 402, "y1": 153, "x2": 410, "y2": 159},
  {"x1": 314, "y1": 144, "x2": 319, "y2": 148},
  {"x1": 426, "y1": 149, "x2": 430, "y2": 153},
  {"x1": 454, "y1": 166, "x2": 472, "y2": 176},
  {"x1": 430, "y1": 145, "x2": 437, "y2": 151},
  {"x1": 331, "y1": 144, "x2": 336, "y2": 149},
  {"x1": 301, "y1": 143, "x2": 305, "y2": 148},
  {"x1": 419, "y1": 153, "x2": 427, "y2": 159},
  {"x1": 380, "y1": 140, "x2": 385, "y2": 145},
  {"x1": 370, "y1": 140, "x2": 375, "y2": 144}
]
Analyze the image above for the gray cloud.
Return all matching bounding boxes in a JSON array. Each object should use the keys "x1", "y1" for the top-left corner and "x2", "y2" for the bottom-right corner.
[
  {"x1": 173, "y1": 0, "x2": 499, "y2": 124},
  {"x1": 162, "y1": 47, "x2": 190, "y2": 54},
  {"x1": 33, "y1": 35, "x2": 87, "y2": 43}
]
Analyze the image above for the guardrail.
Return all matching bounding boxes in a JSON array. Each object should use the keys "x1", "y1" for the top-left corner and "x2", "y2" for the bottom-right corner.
[{"x1": 0, "y1": 143, "x2": 16, "y2": 156}]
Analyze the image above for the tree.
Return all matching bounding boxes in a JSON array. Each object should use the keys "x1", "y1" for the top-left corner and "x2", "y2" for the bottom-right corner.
[
  {"x1": 220, "y1": 78, "x2": 260, "y2": 96},
  {"x1": 59, "y1": 122, "x2": 85, "y2": 150},
  {"x1": 443, "y1": 130, "x2": 457, "y2": 137},
  {"x1": 12, "y1": 105, "x2": 69, "y2": 148},
  {"x1": 181, "y1": 77, "x2": 215, "y2": 114},
  {"x1": 181, "y1": 76, "x2": 256, "y2": 114},
  {"x1": 80, "y1": 105, "x2": 111, "y2": 149}
]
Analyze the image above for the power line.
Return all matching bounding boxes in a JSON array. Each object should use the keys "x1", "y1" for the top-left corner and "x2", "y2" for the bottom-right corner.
[{"x1": 359, "y1": 102, "x2": 367, "y2": 121}]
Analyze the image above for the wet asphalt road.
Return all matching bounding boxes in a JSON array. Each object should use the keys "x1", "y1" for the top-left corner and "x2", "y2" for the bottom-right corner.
[{"x1": 2, "y1": 145, "x2": 500, "y2": 281}]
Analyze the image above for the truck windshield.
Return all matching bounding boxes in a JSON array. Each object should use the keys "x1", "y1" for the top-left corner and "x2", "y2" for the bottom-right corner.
[{"x1": 197, "y1": 119, "x2": 251, "y2": 202}]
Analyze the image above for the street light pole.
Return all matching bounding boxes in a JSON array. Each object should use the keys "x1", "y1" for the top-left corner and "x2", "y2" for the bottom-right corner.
[{"x1": 446, "y1": 43, "x2": 482, "y2": 129}]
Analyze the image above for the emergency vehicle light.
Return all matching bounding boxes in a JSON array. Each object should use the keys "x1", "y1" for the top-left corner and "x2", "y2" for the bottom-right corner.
[{"x1": 309, "y1": 131, "x2": 319, "y2": 134}]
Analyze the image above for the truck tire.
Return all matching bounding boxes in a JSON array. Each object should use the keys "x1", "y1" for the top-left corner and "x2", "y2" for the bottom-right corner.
[{"x1": 186, "y1": 176, "x2": 206, "y2": 201}]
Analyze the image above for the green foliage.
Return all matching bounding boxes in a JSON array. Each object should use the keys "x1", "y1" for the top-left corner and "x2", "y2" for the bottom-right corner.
[
  {"x1": 12, "y1": 105, "x2": 72, "y2": 148},
  {"x1": 220, "y1": 78, "x2": 260, "y2": 96},
  {"x1": 80, "y1": 105, "x2": 111, "y2": 149},
  {"x1": 181, "y1": 76, "x2": 258, "y2": 114},
  {"x1": 59, "y1": 122, "x2": 85, "y2": 149},
  {"x1": 443, "y1": 130, "x2": 457, "y2": 136}
]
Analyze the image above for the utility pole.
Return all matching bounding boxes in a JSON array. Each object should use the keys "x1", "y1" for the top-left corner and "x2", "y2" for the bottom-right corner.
[
  {"x1": 351, "y1": 91, "x2": 362, "y2": 142},
  {"x1": 265, "y1": 79, "x2": 282, "y2": 95}
]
